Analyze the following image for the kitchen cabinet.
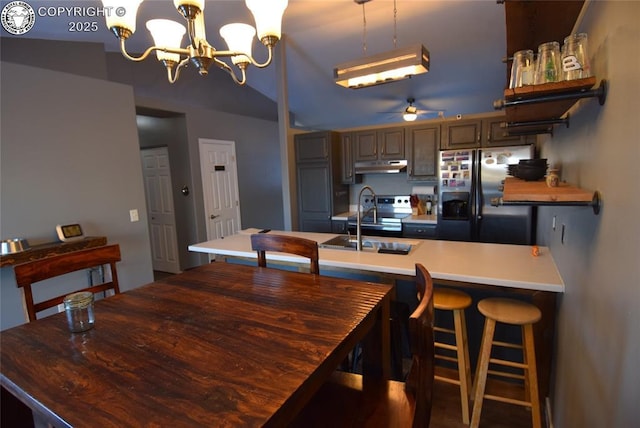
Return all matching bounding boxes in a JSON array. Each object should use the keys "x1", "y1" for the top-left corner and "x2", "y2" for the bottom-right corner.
[
  {"x1": 295, "y1": 131, "x2": 349, "y2": 232},
  {"x1": 339, "y1": 132, "x2": 361, "y2": 184},
  {"x1": 354, "y1": 127, "x2": 405, "y2": 161},
  {"x1": 402, "y1": 223, "x2": 437, "y2": 239},
  {"x1": 406, "y1": 124, "x2": 439, "y2": 180},
  {"x1": 441, "y1": 115, "x2": 528, "y2": 150},
  {"x1": 332, "y1": 220, "x2": 348, "y2": 234}
]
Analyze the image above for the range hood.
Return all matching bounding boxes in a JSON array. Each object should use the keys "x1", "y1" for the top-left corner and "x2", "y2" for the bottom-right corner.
[{"x1": 354, "y1": 160, "x2": 408, "y2": 174}]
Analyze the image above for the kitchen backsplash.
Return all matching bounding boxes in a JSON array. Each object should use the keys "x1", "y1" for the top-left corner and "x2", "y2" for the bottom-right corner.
[{"x1": 349, "y1": 174, "x2": 438, "y2": 204}]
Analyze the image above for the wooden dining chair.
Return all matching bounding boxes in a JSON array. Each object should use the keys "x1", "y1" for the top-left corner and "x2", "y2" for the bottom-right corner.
[
  {"x1": 14, "y1": 244, "x2": 122, "y2": 322},
  {"x1": 250, "y1": 233, "x2": 320, "y2": 274},
  {"x1": 290, "y1": 263, "x2": 435, "y2": 428}
]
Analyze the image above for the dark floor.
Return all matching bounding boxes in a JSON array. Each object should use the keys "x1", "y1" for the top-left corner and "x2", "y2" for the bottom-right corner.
[{"x1": 430, "y1": 379, "x2": 536, "y2": 428}]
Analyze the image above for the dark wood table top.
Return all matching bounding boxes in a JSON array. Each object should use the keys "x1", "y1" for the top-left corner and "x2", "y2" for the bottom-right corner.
[{"x1": 1, "y1": 262, "x2": 393, "y2": 427}]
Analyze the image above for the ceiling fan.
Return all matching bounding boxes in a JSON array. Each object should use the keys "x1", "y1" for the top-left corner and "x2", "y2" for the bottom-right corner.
[{"x1": 379, "y1": 98, "x2": 445, "y2": 122}]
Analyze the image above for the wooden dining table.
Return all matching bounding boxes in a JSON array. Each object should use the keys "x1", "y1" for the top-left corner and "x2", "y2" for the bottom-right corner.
[{"x1": 1, "y1": 262, "x2": 393, "y2": 427}]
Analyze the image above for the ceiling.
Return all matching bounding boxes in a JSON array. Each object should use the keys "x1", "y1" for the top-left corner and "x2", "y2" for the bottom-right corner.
[{"x1": 11, "y1": 0, "x2": 509, "y2": 130}]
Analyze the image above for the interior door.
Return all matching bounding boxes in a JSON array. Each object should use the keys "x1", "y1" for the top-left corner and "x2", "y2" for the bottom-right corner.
[
  {"x1": 140, "y1": 147, "x2": 180, "y2": 273},
  {"x1": 199, "y1": 139, "x2": 241, "y2": 240}
]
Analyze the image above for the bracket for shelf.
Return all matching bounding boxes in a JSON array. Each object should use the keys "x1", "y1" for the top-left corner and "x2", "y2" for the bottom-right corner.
[
  {"x1": 502, "y1": 115, "x2": 570, "y2": 130},
  {"x1": 495, "y1": 79, "x2": 607, "y2": 110}
]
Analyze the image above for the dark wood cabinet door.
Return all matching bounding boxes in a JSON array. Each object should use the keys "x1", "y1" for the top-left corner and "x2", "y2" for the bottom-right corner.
[
  {"x1": 340, "y1": 133, "x2": 358, "y2": 184},
  {"x1": 378, "y1": 127, "x2": 405, "y2": 159},
  {"x1": 407, "y1": 124, "x2": 439, "y2": 179},
  {"x1": 441, "y1": 120, "x2": 482, "y2": 149},
  {"x1": 483, "y1": 118, "x2": 526, "y2": 147},
  {"x1": 296, "y1": 163, "x2": 332, "y2": 231},
  {"x1": 295, "y1": 132, "x2": 330, "y2": 163},
  {"x1": 354, "y1": 130, "x2": 378, "y2": 161}
]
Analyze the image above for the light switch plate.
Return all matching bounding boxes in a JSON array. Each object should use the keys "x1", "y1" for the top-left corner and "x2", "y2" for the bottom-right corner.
[{"x1": 129, "y1": 209, "x2": 139, "y2": 222}]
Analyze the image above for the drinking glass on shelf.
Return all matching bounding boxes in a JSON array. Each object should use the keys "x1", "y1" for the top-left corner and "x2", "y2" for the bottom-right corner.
[
  {"x1": 562, "y1": 33, "x2": 591, "y2": 80},
  {"x1": 534, "y1": 41, "x2": 562, "y2": 84},
  {"x1": 509, "y1": 49, "x2": 535, "y2": 88}
]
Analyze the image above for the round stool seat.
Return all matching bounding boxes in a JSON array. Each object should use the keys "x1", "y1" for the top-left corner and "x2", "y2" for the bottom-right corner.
[
  {"x1": 478, "y1": 297, "x2": 541, "y2": 325},
  {"x1": 434, "y1": 288, "x2": 472, "y2": 311}
]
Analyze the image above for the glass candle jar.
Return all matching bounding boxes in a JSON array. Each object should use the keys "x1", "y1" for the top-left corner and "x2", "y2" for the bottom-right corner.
[{"x1": 63, "y1": 291, "x2": 95, "y2": 333}]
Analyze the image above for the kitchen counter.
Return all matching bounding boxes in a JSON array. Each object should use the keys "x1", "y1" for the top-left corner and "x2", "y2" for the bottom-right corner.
[
  {"x1": 402, "y1": 214, "x2": 437, "y2": 224},
  {"x1": 331, "y1": 211, "x2": 354, "y2": 221},
  {"x1": 189, "y1": 230, "x2": 564, "y2": 293}
]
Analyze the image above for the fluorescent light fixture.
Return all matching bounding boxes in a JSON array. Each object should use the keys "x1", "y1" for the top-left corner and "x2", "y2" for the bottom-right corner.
[{"x1": 334, "y1": 44, "x2": 430, "y2": 89}]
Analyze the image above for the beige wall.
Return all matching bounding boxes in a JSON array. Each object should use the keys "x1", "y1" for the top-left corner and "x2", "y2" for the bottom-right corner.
[{"x1": 536, "y1": 2, "x2": 639, "y2": 426}]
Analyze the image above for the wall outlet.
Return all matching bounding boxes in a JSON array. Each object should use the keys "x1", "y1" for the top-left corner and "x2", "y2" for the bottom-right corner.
[
  {"x1": 57, "y1": 303, "x2": 65, "y2": 313},
  {"x1": 129, "y1": 209, "x2": 139, "y2": 222}
]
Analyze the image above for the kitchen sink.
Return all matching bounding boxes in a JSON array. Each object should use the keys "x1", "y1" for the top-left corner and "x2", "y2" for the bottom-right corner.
[{"x1": 319, "y1": 235, "x2": 418, "y2": 255}]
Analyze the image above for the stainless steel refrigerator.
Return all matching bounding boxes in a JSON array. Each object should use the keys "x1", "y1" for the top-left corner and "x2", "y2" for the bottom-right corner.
[{"x1": 437, "y1": 145, "x2": 535, "y2": 244}]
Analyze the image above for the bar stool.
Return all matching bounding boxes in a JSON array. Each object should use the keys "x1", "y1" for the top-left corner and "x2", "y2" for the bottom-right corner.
[
  {"x1": 433, "y1": 288, "x2": 473, "y2": 424},
  {"x1": 470, "y1": 297, "x2": 542, "y2": 428}
]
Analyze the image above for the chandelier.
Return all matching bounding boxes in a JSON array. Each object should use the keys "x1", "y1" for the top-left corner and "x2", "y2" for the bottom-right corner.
[{"x1": 101, "y1": 0, "x2": 288, "y2": 85}]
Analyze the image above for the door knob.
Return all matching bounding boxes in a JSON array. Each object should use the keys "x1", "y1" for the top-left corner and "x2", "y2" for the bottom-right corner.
[{"x1": 210, "y1": 214, "x2": 219, "y2": 220}]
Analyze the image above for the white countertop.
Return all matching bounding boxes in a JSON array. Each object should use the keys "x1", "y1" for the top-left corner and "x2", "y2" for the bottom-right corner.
[
  {"x1": 188, "y1": 230, "x2": 564, "y2": 293},
  {"x1": 332, "y1": 212, "x2": 437, "y2": 224}
]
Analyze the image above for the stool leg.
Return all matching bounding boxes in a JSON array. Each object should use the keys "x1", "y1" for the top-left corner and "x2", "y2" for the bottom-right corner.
[
  {"x1": 523, "y1": 323, "x2": 542, "y2": 428},
  {"x1": 470, "y1": 317, "x2": 495, "y2": 428},
  {"x1": 453, "y1": 309, "x2": 471, "y2": 424}
]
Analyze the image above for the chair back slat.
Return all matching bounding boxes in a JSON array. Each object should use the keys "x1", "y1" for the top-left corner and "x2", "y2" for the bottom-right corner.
[
  {"x1": 406, "y1": 263, "x2": 435, "y2": 428},
  {"x1": 250, "y1": 234, "x2": 319, "y2": 274},
  {"x1": 14, "y1": 244, "x2": 122, "y2": 322}
]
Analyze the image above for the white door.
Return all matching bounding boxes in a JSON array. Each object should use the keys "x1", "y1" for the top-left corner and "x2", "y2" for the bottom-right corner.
[
  {"x1": 199, "y1": 139, "x2": 241, "y2": 240},
  {"x1": 140, "y1": 147, "x2": 181, "y2": 273}
]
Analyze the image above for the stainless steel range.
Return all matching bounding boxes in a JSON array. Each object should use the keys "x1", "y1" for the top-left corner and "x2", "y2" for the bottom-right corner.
[{"x1": 347, "y1": 195, "x2": 412, "y2": 237}]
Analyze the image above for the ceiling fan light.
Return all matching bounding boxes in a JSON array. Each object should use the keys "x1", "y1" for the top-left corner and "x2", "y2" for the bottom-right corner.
[
  {"x1": 220, "y1": 23, "x2": 256, "y2": 65},
  {"x1": 146, "y1": 19, "x2": 186, "y2": 63},
  {"x1": 102, "y1": 0, "x2": 143, "y2": 34},
  {"x1": 245, "y1": 0, "x2": 288, "y2": 43},
  {"x1": 334, "y1": 44, "x2": 430, "y2": 89},
  {"x1": 403, "y1": 112, "x2": 418, "y2": 121}
]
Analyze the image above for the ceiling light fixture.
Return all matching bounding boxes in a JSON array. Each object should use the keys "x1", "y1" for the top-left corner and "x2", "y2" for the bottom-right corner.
[
  {"x1": 403, "y1": 98, "x2": 418, "y2": 121},
  {"x1": 101, "y1": 0, "x2": 288, "y2": 85},
  {"x1": 334, "y1": 0, "x2": 429, "y2": 89}
]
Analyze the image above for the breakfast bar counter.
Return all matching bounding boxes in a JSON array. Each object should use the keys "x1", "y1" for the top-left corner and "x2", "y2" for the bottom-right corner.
[{"x1": 189, "y1": 230, "x2": 564, "y2": 293}]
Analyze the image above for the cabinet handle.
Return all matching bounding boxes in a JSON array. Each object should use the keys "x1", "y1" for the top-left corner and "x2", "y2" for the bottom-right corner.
[{"x1": 477, "y1": 132, "x2": 481, "y2": 143}]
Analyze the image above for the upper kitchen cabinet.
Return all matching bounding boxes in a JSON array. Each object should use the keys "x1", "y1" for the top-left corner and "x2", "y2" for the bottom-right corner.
[
  {"x1": 441, "y1": 119, "x2": 482, "y2": 149},
  {"x1": 295, "y1": 131, "x2": 349, "y2": 232},
  {"x1": 339, "y1": 132, "x2": 361, "y2": 184},
  {"x1": 495, "y1": 0, "x2": 607, "y2": 135},
  {"x1": 441, "y1": 115, "x2": 527, "y2": 150},
  {"x1": 354, "y1": 127, "x2": 405, "y2": 161},
  {"x1": 406, "y1": 124, "x2": 439, "y2": 180}
]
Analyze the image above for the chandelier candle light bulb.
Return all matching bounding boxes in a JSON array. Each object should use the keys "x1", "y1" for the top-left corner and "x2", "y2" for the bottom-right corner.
[{"x1": 100, "y1": 0, "x2": 287, "y2": 85}]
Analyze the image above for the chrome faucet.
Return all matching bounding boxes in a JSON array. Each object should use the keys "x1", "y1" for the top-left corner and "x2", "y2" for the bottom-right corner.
[{"x1": 356, "y1": 185, "x2": 377, "y2": 251}]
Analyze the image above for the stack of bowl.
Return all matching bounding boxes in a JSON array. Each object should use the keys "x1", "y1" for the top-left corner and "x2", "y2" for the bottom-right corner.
[{"x1": 507, "y1": 159, "x2": 548, "y2": 181}]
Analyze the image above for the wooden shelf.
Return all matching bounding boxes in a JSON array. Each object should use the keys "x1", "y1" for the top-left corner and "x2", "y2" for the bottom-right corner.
[
  {"x1": 496, "y1": 177, "x2": 601, "y2": 214},
  {"x1": 0, "y1": 236, "x2": 107, "y2": 268}
]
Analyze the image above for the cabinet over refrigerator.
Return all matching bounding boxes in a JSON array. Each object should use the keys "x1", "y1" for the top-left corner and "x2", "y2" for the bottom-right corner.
[{"x1": 437, "y1": 145, "x2": 535, "y2": 244}]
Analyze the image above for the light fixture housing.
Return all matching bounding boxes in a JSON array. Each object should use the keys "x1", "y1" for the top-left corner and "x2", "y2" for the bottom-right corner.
[
  {"x1": 334, "y1": 44, "x2": 430, "y2": 89},
  {"x1": 403, "y1": 105, "x2": 418, "y2": 121},
  {"x1": 101, "y1": 0, "x2": 287, "y2": 85}
]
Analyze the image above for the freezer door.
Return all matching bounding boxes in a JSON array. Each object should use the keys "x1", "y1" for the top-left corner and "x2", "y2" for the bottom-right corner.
[{"x1": 477, "y1": 145, "x2": 535, "y2": 244}]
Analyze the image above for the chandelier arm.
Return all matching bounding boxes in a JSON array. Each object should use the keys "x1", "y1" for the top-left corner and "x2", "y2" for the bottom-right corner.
[
  {"x1": 119, "y1": 38, "x2": 189, "y2": 63},
  {"x1": 166, "y1": 58, "x2": 191, "y2": 84},
  {"x1": 214, "y1": 58, "x2": 247, "y2": 85},
  {"x1": 210, "y1": 46, "x2": 274, "y2": 69}
]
